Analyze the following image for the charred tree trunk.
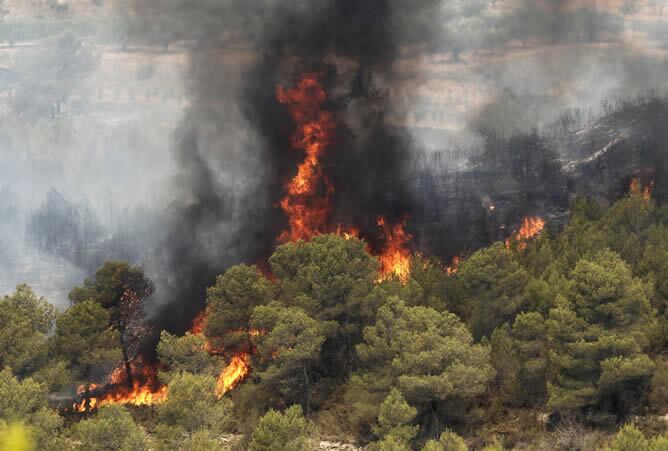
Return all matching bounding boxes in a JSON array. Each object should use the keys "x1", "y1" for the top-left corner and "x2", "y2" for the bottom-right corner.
[{"x1": 118, "y1": 328, "x2": 134, "y2": 389}]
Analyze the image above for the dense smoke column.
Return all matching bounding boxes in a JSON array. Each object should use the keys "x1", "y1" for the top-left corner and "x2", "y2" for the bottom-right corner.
[
  {"x1": 140, "y1": 0, "x2": 443, "y2": 333},
  {"x1": 243, "y1": 0, "x2": 438, "y2": 249}
]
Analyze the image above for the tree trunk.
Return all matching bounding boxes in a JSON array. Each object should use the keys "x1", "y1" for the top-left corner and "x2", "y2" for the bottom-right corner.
[
  {"x1": 430, "y1": 401, "x2": 440, "y2": 439},
  {"x1": 118, "y1": 330, "x2": 134, "y2": 389},
  {"x1": 303, "y1": 365, "x2": 310, "y2": 417}
]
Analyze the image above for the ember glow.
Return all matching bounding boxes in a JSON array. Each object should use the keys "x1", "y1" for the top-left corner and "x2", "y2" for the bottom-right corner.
[
  {"x1": 216, "y1": 353, "x2": 251, "y2": 397},
  {"x1": 505, "y1": 217, "x2": 546, "y2": 250},
  {"x1": 630, "y1": 177, "x2": 654, "y2": 202},
  {"x1": 446, "y1": 255, "x2": 461, "y2": 275},
  {"x1": 377, "y1": 216, "x2": 412, "y2": 283},
  {"x1": 189, "y1": 310, "x2": 207, "y2": 335},
  {"x1": 72, "y1": 362, "x2": 167, "y2": 413},
  {"x1": 277, "y1": 73, "x2": 336, "y2": 242}
]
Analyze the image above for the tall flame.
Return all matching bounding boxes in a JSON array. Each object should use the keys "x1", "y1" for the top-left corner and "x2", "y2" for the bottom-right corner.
[
  {"x1": 505, "y1": 216, "x2": 546, "y2": 250},
  {"x1": 216, "y1": 353, "x2": 251, "y2": 397},
  {"x1": 377, "y1": 217, "x2": 412, "y2": 283},
  {"x1": 277, "y1": 73, "x2": 336, "y2": 242}
]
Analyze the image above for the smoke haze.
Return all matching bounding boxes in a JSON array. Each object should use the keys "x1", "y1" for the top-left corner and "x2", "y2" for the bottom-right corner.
[{"x1": 0, "y1": 0, "x2": 665, "y2": 324}]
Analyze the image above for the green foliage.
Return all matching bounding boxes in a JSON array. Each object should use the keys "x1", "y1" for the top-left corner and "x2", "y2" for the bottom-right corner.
[
  {"x1": 156, "y1": 372, "x2": 232, "y2": 435},
  {"x1": 251, "y1": 303, "x2": 336, "y2": 415},
  {"x1": 403, "y1": 256, "x2": 450, "y2": 311},
  {"x1": 457, "y1": 243, "x2": 530, "y2": 339},
  {"x1": 0, "y1": 367, "x2": 49, "y2": 421},
  {"x1": 546, "y1": 251, "x2": 656, "y2": 416},
  {"x1": 270, "y1": 235, "x2": 379, "y2": 372},
  {"x1": 205, "y1": 264, "x2": 273, "y2": 351},
  {"x1": 53, "y1": 300, "x2": 120, "y2": 382},
  {"x1": 373, "y1": 388, "x2": 418, "y2": 444},
  {"x1": 370, "y1": 435, "x2": 411, "y2": 451},
  {"x1": 608, "y1": 424, "x2": 649, "y2": 451},
  {"x1": 421, "y1": 429, "x2": 469, "y2": 451},
  {"x1": 481, "y1": 439, "x2": 505, "y2": 451},
  {"x1": 156, "y1": 331, "x2": 217, "y2": 379},
  {"x1": 489, "y1": 325, "x2": 520, "y2": 402},
  {"x1": 248, "y1": 405, "x2": 308, "y2": 451},
  {"x1": 182, "y1": 429, "x2": 222, "y2": 451},
  {"x1": 512, "y1": 312, "x2": 547, "y2": 404},
  {"x1": 0, "y1": 368, "x2": 63, "y2": 450},
  {"x1": 0, "y1": 422, "x2": 35, "y2": 451},
  {"x1": 353, "y1": 297, "x2": 494, "y2": 431},
  {"x1": 75, "y1": 404, "x2": 147, "y2": 451},
  {"x1": 30, "y1": 360, "x2": 71, "y2": 392},
  {"x1": 0, "y1": 284, "x2": 55, "y2": 376},
  {"x1": 648, "y1": 360, "x2": 668, "y2": 412},
  {"x1": 69, "y1": 261, "x2": 154, "y2": 322}
]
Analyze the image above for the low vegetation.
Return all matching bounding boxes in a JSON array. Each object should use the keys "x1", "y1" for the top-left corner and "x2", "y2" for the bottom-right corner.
[{"x1": 2, "y1": 190, "x2": 668, "y2": 449}]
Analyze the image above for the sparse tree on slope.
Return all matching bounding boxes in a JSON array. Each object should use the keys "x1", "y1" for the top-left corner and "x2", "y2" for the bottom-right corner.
[{"x1": 249, "y1": 405, "x2": 308, "y2": 451}]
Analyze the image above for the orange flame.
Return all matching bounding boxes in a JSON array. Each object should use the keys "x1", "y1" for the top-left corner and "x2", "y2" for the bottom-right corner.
[
  {"x1": 190, "y1": 311, "x2": 207, "y2": 335},
  {"x1": 445, "y1": 255, "x2": 461, "y2": 275},
  {"x1": 505, "y1": 217, "x2": 546, "y2": 250},
  {"x1": 377, "y1": 217, "x2": 412, "y2": 283},
  {"x1": 277, "y1": 73, "x2": 336, "y2": 242},
  {"x1": 630, "y1": 177, "x2": 654, "y2": 202},
  {"x1": 73, "y1": 362, "x2": 167, "y2": 413},
  {"x1": 216, "y1": 353, "x2": 251, "y2": 397}
]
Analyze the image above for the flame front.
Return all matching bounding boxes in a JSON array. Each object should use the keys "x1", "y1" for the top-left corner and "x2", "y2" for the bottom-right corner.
[
  {"x1": 216, "y1": 353, "x2": 251, "y2": 397},
  {"x1": 377, "y1": 217, "x2": 412, "y2": 283},
  {"x1": 505, "y1": 216, "x2": 546, "y2": 250},
  {"x1": 72, "y1": 362, "x2": 167, "y2": 413},
  {"x1": 277, "y1": 73, "x2": 336, "y2": 242}
]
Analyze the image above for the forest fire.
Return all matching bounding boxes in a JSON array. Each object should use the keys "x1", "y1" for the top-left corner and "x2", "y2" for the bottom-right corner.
[
  {"x1": 72, "y1": 362, "x2": 167, "y2": 413},
  {"x1": 505, "y1": 217, "x2": 546, "y2": 250},
  {"x1": 377, "y1": 217, "x2": 412, "y2": 283},
  {"x1": 189, "y1": 310, "x2": 207, "y2": 335},
  {"x1": 216, "y1": 353, "x2": 251, "y2": 397},
  {"x1": 276, "y1": 73, "x2": 336, "y2": 242},
  {"x1": 277, "y1": 73, "x2": 414, "y2": 283},
  {"x1": 188, "y1": 312, "x2": 255, "y2": 398},
  {"x1": 630, "y1": 177, "x2": 654, "y2": 202},
  {"x1": 446, "y1": 255, "x2": 461, "y2": 275}
]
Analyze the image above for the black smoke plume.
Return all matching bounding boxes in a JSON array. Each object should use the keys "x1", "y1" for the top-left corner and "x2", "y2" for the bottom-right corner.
[{"x1": 142, "y1": 0, "x2": 442, "y2": 333}]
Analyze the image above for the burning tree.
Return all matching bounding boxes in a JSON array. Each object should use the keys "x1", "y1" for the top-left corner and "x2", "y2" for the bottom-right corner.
[
  {"x1": 53, "y1": 300, "x2": 121, "y2": 411},
  {"x1": 68, "y1": 261, "x2": 155, "y2": 390}
]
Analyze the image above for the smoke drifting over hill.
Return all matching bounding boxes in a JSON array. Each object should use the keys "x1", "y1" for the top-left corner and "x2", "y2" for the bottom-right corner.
[{"x1": 0, "y1": 0, "x2": 665, "y2": 322}]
